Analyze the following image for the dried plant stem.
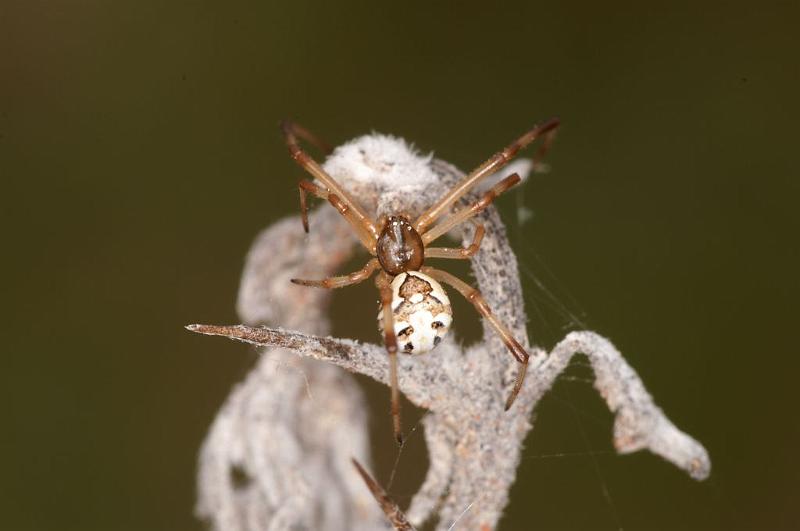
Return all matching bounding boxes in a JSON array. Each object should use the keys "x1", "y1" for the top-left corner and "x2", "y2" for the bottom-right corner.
[{"x1": 191, "y1": 138, "x2": 710, "y2": 531}]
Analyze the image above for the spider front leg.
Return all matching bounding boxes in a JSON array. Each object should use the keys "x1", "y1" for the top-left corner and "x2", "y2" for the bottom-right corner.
[
  {"x1": 414, "y1": 117, "x2": 560, "y2": 233},
  {"x1": 280, "y1": 119, "x2": 334, "y2": 155},
  {"x1": 281, "y1": 120, "x2": 380, "y2": 251},
  {"x1": 297, "y1": 180, "x2": 377, "y2": 253},
  {"x1": 376, "y1": 272, "x2": 404, "y2": 444},
  {"x1": 422, "y1": 172, "x2": 520, "y2": 246},
  {"x1": 421, "y1": 266, "x2": 529, "y2": 410},
  {"x1": 291, "y1": 258, "x2": 380, "y2": 288}
]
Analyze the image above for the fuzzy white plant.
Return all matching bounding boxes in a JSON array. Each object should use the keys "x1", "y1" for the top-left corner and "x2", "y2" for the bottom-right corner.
[{"x1": 189, "y1": 132, "x2": 710, "y2": 530}]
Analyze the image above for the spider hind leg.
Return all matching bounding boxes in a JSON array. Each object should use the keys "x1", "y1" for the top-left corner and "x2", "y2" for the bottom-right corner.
[
  {"x1": 422, "y1": 266, "x2": 530, "y2": 410},
  {"x1": 376, "y1": 272, "x2": 404, "y2": 444}
]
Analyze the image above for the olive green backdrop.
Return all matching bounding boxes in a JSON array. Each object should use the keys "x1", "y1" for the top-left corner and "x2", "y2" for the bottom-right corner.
[{"x1": 2, "y1": 1, "x2": 798, "y2": 530}]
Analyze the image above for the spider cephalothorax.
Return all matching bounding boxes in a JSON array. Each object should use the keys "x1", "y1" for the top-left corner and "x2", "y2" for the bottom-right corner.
[
  {"x1": 376, "y1": 216, "x2": 424, "y2": 275},
  {"x1": 282, "y1": 118, "x2": 559, "y2": 442}
]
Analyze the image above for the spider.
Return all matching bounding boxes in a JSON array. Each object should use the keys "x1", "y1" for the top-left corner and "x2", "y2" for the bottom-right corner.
[{"x1": 281, "y1": 118, "x2": 560, "y2": 443}]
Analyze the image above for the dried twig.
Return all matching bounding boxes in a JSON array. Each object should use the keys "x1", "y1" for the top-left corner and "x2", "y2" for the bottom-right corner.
[
  {"x1": 351, "y1": 459, "x2": 416, "y2": 531},
  {"x1": 191, "y1": 134, "x2": 710, "y2": 530}
]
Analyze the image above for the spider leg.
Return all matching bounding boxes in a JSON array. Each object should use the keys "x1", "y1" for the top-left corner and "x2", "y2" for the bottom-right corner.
[
  {"x1": 281, "y1": 120, "x2": 380, "y2": 251},
  {"x1": 424, "y1": 223, "x2": 485, "y2": 260},
  {"x1": 421, "y1": 266, "x2": 529, "y2": 410},
  {"x1": 282, "y1": 120, "x2": 334, "y2": 155},
  {"x1": 291, "y1": 258, "x2": 380, "y2": 289},
  {"x1": 421, "y1": 172, "x2": 521, "y2": 246},
  {"x1": 298, "y1": 180, "x2": 378, "y2": 253},
  {"x1": 376, "y1": 272, "x2": 403, "y2": 444},
  {"x1": 414, "y1": 118, "x2": 559, "y2": 233},
  {"x1": 351, "y1": 458, "x2": 416, "y2": 531}
]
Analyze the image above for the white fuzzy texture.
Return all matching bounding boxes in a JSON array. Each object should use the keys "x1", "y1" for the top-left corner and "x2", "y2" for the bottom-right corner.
[{"x1": 323, "y1": 134, "x2": 436, "y2": 190}]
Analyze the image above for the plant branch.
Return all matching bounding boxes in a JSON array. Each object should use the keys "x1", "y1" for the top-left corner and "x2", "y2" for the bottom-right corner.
[{"x1": 191, "y1": 134, "x2": 711, "y2": 531}]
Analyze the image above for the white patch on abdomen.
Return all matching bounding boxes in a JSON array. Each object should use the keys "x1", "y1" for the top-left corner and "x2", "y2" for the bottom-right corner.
[{"x1": 377, "y1": 271, "x2": 453, "y2": 355}]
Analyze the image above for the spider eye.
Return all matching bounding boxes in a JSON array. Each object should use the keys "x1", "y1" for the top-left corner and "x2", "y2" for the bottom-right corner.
[
  {"x1": 431, "y1": 321, "x2": 444, "y2": 329},
  {"x1": 404, "y1": 342, "x2": 414, "y2": 352}
]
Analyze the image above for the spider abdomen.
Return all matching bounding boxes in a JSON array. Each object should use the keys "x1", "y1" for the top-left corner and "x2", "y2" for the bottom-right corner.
[{"x1": 378, "y1": 271, "x2": 453, "y2": 355}]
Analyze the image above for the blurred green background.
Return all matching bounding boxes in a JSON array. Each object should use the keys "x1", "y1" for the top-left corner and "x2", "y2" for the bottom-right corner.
[{"x1": 2, "y1": 1, "x2": 798, "y2": 529}]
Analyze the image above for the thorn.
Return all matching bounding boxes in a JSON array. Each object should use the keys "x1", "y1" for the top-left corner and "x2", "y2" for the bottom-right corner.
[
  {"x1": 351, "y1": 457, "x2": 415, "y2": 530},
  {"x1": 351, "y1": 457, "x2": 368, "y2": 477},
  {"x1": 184, "y1": 323, "x2": 243, "y2": 338},
  {"x1": 290, "y1": 278, "x2": 319, "y2": 287},
  {"x1": 185, "y1": 323, "x2": 221, "y2": 336}
]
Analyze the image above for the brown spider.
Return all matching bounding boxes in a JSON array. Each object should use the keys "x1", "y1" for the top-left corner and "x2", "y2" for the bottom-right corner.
[{"x1": 281, "y1": 118, "x2": 560, "y2": 443}]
